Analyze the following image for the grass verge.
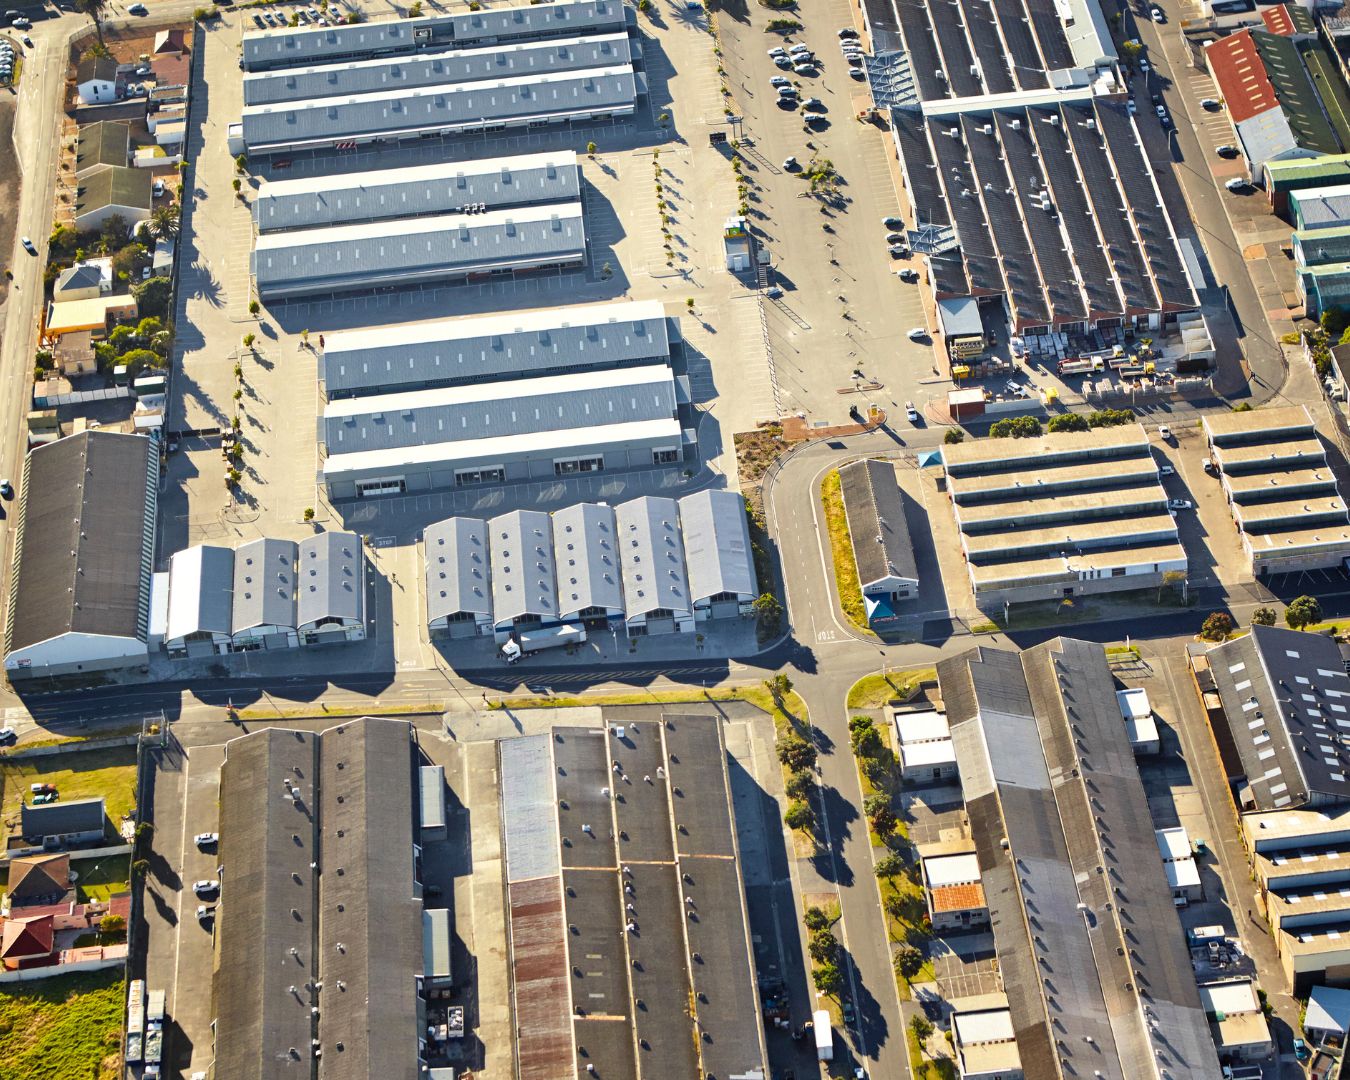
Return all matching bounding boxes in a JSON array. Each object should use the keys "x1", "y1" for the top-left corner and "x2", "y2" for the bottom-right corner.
[
  {"x1": 846, "y1": 668, "x2": 935, "y2": 711},
  {"x1": 906, "y1": 1023, "x2": 959, "y2": 1079},
  {"x1": 0, "y1": 968, "x2": 125, "y2": 1080},
  {"x1": 0, "y1": 744, "x2": 138, "y2": 829},
  {"x1": 819, "y1": 469, "x2": 871, "y2": 634},
  {"x1": 238, "y1": 701, "x2": 441, "y2": 720}
]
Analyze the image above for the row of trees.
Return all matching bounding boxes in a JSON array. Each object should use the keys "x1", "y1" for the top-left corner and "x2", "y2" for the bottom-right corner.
[{"x1": 1200, "y1": 595, "x2": 1324, "y2": 641}]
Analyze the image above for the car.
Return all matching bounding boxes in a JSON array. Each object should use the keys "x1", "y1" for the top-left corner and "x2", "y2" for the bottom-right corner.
[
  {"x1": 10, "y1": 14, "x2": 27, "y2": 26},
  {"x1": 297, "y1": 9, "x2": 309, "y2": 20},
  {"x1": 195, "y1": 832, "x2": 219, "y2": 848},
  {"x1": 792, "y1": 63, "x2": 816, "y2": 75},
  {"x1": 193, "y1": 879, "x2": 221, "y2": 897},
  {"x1": 1225, "y1": 176, "x2": 1248, "y2": 192},
  {"x1": 885, "y1": 231, "x2": 905, "y2": 244},
  {"x1": 19, "y1": 34, "x2": 30, "y2": 47},
  {"x1": 841, "y1": 1001, "x2": 857, "y2": 1026},
  {"x1": 1138, "y1": 58, "x2": 1149, "y2": 72},
  {"x1": 20, "y1": 236, "x2": 34, "y2": 255},
  {"x1": 882, "y1": 215, "x2": 903, "y2": 229},
  {"x1": 897, "y1": 267, "x2": 918, "y2": 282},
  {"x1": 768, "y1": 46, "x2": 787, "y2": 57},
  {"x1": 1294, "y1": 1039, "x2": 1310, "y2": 1063},
  {"x1": 0, "y1": 728, "x2": 15, "y2": 745},
  {"x1": 1200, "y1": 97, "x2": 1220, "y2": 109},
  {"x1": 32, "y1": 792, "x2": 57, "y2": 804},
  {"x1": 1216, "y1": 144, "x2": 1238, "y2": 157},
  {"x1": 765, "y1": 285, "x2": 783, "y2": 299},
  {"x1": 29, "y1": 783, "x2": 55, "y2": 795},
  {"x1": 1158, "y1": 424, "x2": 1172, "y2": 440},
  {"x1": 802, "y1": 111, "x2": 826, "y2": 123},
  {"x1": 838, "y1": 26, "x2": 859, "y2": 37},
  {"x1": 907, "y1": 327, "x2": 927, "y2": 341},
  {"x1": 253, "y1": 12, "x2": 265, "y2": 25},
  {"x1": 196, "y1": 905, "x2": 216, "y2": 923},
  {"x1": 1127, "y1": 98, "x2": 1137, "y2": 114},
  {"x1": 801, "y1": 97, "x2": 823, "y2": 110},
  {"x1": 238, "y1": 55, "x2": 245, "y2": 69},
  {"x1": 774, "y1": 54, "x2": 793, "y2": 68},
  {"x1": 1202, "y1": 458, "x2": 1216, "y2": 474},
  {"x1": 782, "y1": 156, "x2": 799, "y2": 170},
  {"x1": 905, "y1": 401, "x2": 919, "y2": 422},
  {"x1": 1159, "y1": 464, "x2": 1175, "y2": 477},
  {"x1": 849, "y1": 65, "x2": 866, "y2": 77},
  {"x1": 2, "y1": 10, "x2": 17, "y2": 21},
  {"x1": 1150, "y1": 5, "x2": 1164, "y2": 20},
  {"x1": 309, "y1": 5, "x2": 320, "y2": 15},
  {"x1": 1155, "y1": 104, "x2": 1167, "y2": 118},
  {"x1": 1159, "y1": 113, "x2": 1172, "y2": 130},
  {"x1": 1167, "y1": 499, "x2": 1193, "y2": 511},
  {"x1": 153, "y1": 179, "x2": 165, "y2": 198},
  {"x1": 788, "y1": 42, "x2": 812, "y2": 54},
  {"x1": 128, "y1": 2, "x2": 147, "y2": 14},
  {"x1": 770, "y1": 75, "x2": 791, "y2": 87}
]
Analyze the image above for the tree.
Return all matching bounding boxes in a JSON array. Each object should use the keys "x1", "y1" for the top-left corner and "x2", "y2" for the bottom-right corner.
[
  {"x1": 804, "y1": 905, "x2": 832, "y2": 932},
  {"x1": 111, "y1": 243, "x2": 147, "y2": 280},
  {"x1": 808, "y1": 928, "x2": 837, "y2": 964},
  {"x1": 785, "y1": 768, "x2": 814, "y2": 800},
  {"x1": 48, "y1": 224, "x2": 79, "y2": 259},
  {"x1": 1252, "y1": 607, "x2": 1277, "y2": 627},
  {"x1": 150, "y1": 203, "x2": 181, "y2": 241},
  {"x1": 989, "y1": 415, "x2": 1042, "y2": 439},
  {"x1": 248, "y1": 300, "x2": 261, "y2": 316},
  {"x1": 812, "y1": 962, "x2": 843, "y2": 997},
  {"x1": 910, "y1": 1014, "x2": 934, "y2": 1044},
  {"x1": 783, "y1": 798, "x2": 814, "y2": 831},
  {"x1": 1086, "y1": 408, "x2": 1134, "y2": 428},
  {"x1": 849, "y1": 719, "x2": 882, "y2": 759},
  {"x1": 894, "y1": 944, "x2": 924, "y2": 980},
  {"x1": 76, "y1": 0, "x2": 109, "y2": 44},
  {"x1": 120, "y1": 348, "x2": 162, "y2": 375},
  {"x1": 943, "y1": 428, "x2": 965, "y2": 444},
  {"x1": 303, "y1": 507, "x2": 316, "y2": 523},
  {"x1": 777, "y1": 733, "x2": 816, "y2": 773},
  {"x1": 1286, "y1": 594, "x2": 1323, "y2": 630},
  {"x1": 1047, "y1": 413, "x2": 1089, "y2": 433},
  {"x1": 134, "y1": 275, "x2": 172, "y2": 320},
  {"x1": 587, "y1": 141, "x2": 598, "y2": 157},
  {"x1": 131, "y1": 859, "x2": 150, "y2": 878},
  {"x1": 752, "y1": 592, "x2": 782, "y2": 630},
  {"x1": 1120, "y1": 39, "x2": 1143, "y2": 66},
  {"x1": 136, "y1": 316, "x2": 164, "y2": 340},
  {"x1": 874, "y1": 852, "x2": 904, "y2": 878},
  {"x1": 107, "y1": 325, "x2": 138, "y2": 353},
  {"x1": 235, "y1": 153, "x2": 248, "y2": 174},
  {"x1": 407, "y1": 0, "x2": 423, "y2": 13},
  {"x1": 1200, "y1": 611, "x2": 1234, "y2": 641},
  {"x1": 764, "y1": 672, "x2": 793, "y2": 706},
  {"x1": 99, "y1": 214, "x2": 129, "y2": 250},
  {"x1": 864, "y1": 793, "x2": 896, "y2": 837},
  {"x1": 99, "y1": 913, "x2": 126, "y2": 936}
]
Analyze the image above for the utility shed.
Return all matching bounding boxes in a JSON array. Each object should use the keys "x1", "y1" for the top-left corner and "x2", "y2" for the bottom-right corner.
[
  {"x1": 837, "y1": 458, "x2": 918, "y2": 625},
  {"x1": 5, "y1": 431, "x2": 158, "y2": 679},
  {"x1": 678, "y1": 489, "x2": 758, "y2": 619}
]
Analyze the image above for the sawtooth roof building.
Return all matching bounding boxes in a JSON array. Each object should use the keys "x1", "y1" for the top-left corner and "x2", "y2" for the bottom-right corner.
[
  {"x1": 211, "y1": 717, "x2": 440, "y2": 1078},
  {"x1": 1202, "y1": 405, "x2": 1350, "y2": 575},
  {"x1": 424, "y1": 493, "x2": 751, "y2": 642},
  {"x1": 252, "y1": 202, "x2": 587, "y2": 300},
  {"x1": 937, "y1": 638, "x2": 1221, "y2": 1079},
  {"x1": 497, "y1": 714, "x2": 767, "y2": 1080},
  {"x1": 4, "y1": 431, "x2": 158, "y2": 680},
  {"x1": 938, "y1": 424, "x2": 1185, "y2": 607},
  {"x1": 241, "y1": 0, "x2": 628, "y2": 72},
  {"x1": 319, "y1": 300, "x2": 674, "y2": 399},
  {"x1": 254, "y1": 152, "x2": 580, "y2": 233}
]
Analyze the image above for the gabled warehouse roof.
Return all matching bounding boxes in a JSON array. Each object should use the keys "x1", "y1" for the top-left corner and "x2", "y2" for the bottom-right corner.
[
  {"x1": 240, "y1": 65, "x2": 637, "y2": 151},
  {"x1": 839, "y1": 458, "x2": 917, "y2": 591},
  {"x1": 490, "y1": 509, "x2": 557, "y2": 626},
  {"x1": 615, "y1": 495, "x2": 690, "y2": 618},
  {"x1": 296, "y1": 531, "x2": 363, "y2": 628},
  {"x1": 243, "y1": 32, "x2": 632, "y2": 106},
  {"x1": 253, "y1": 202, "x2": 586, "y2": 298},
  {"x1": 255, "y1": 151, "x2": 580, "y2": 232},
  {"x1": 552, "y1": 502, "x2": 622, "y2": 617},
  {"x1": 320, "y1": 299, "x2": 669, "y2": 397},
  {"x1": 232, "y1": 537, "x2": 298, "y2": 634},
  {"x1": 679, "y1": 489, "x2": 757, "y2": 603},
  {"x1": 165, "y1": 544, "x2": 235, "y2": 643},
  {"x1": 424, "y1": 516, "x2": 492, "y2": 623}
]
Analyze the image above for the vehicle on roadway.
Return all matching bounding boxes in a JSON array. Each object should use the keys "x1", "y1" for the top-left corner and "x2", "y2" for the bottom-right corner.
[
  {"x1": 0, "y1": 728, "x2": 15, "y2": 745},
  {"x1": 1150, "y1": 5, "x2": 1164, "y2": 20},
  {"x1": 905, "y1": 401, "x2": 919, "y2": 422},
  {"x1": 782, "y1": 156, "x2": 799, "y2": 170},
  {"x1": 195, "y1": 832, "x2": 219, "y2": 848},
  {"x1": 1168, "y1": 499, "x2": 1193, "y2": 511},
  {"x1": 907, "y1": 327, "x2": 928, "y2": 341},
  {"x1": 20, "y1": 236, "x2": 34, "y2": 254},
  {"x1": 1159, "y1": 464, "x2": 1175, "y2": 477}
]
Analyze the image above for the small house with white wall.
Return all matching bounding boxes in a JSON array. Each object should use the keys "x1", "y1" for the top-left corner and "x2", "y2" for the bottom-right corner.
[
  {"x1": 1116, "y1": 687, "x2": 1160, "y2": 755},
  {"x1": 1156, "y1": 826, "x2": 1203, "y2": 903},
  {"x1": 1199, "y1": 979, "x2": 1273, "y2": 1061},
  {"x1": 75, "y1": 56, "x2": 118, "y2": 104},
  {"x1": 921, "y1": 849, "x2": 988, "y2": 933},
  {"x1": 949, "y1": 993, "x2": 1022, "y2": 1080},
  {"x1": 894, "y1": 709, "x2": 957, "y2": 785}
]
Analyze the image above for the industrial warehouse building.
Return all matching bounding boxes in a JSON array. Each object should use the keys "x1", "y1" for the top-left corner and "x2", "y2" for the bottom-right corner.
[
  {"x1": 1202, "y1": 405, "x2": 1350, "y2": 575},
  {"x1": 424, "y1": 492, "x2": 755, "y2": 642},
  {"x1": 837, "y1": 458, "x2": 918, "y2": 626},
  {"x1": 212, "y1": 717, "x2": 451, "y2": 1076},
  {"x1": 936, "y1": 639, "x2": 1220, "y2": 1077},
  {"x1": 240, "y1": 0, "x2": 628, "y2": 72},
  {"x1": 870, "y1": 0, "x2": 1197, "y2": 361},
  {"x1": 252, "y1": 202, "x2": 587, "y2": 300},
  {"x1": 253, "y1": 152, "x2": 580, "y2": 233},
  {"x1": 938, "y1": 424, "x2": 1186, "y2": 607},
  {"x1": 319, "y1": 299, "x2": 676, "y2": 399},
  {"x1": 4, "y1": 431, "x2": 158, "y2": 680},
  {"x1": 320, "y1": 360, "x2": 692, "y2": 498},
  {"x1": 153, "y1": 531, "x2": 366, "y2": 657},
  {"x1": 497, "y1": 715, "x2": 767, "y2": 1080}
]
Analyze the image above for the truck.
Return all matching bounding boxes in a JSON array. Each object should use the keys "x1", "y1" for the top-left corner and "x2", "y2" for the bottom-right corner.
[
  {"x1": 500, "y1": 623, "x2": 586, "y2": 664},
  {"x1": 125, "y1": 979, "x2": 145, "y2": 1064},
  {"x1": 145, "y1": 989, "x2": 166, "y2": 1067},
  {"x1": 813, "y1": 1009, "x2": 833, "y2": 1062},
  {"x1": 1057, "y1": 357, "x2": 1105, "y2": 376}
]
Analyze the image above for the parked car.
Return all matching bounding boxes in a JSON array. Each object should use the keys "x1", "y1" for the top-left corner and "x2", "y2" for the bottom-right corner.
[
  {"x1": 1159, "y1": 464, "x2": 1175, "y2": 477},
  {"x1": 253, "y1": 12, "x2": 265, "y2": 25},
  {"x1": 1216, "y1": 144, "x2": 1238, "y2": 157},
  {"x1": 196, "y1": 905, "x2": 216, "y2": 923},
  {"x1": 792, "y1": 62, "x2": 816, "y2": 75},
  {"x1": 775, "y1": 54, "x2": 793, "y2": 68},
  {"x1": 768, "y1": 46, "x2": 787, "y2": 58},
  {"x1": 801, "y1": 97, "x2": 823, "y2": 110},
  {"x1": 849, "y1": 65, "x2": 866, "y2": 78},
  {"x1": 1127, "y1": 98, "x2": 1137, "y2": 114},
  {"x1": 1150, "y1": 5, "x2": 1164, "y2": 20},
  {"x1": 29, "y1": 783, "x2": 55, "y2": 795},
  {"x1": 770, "y1": 75, "x2": 791, "y2": 87},
  {"x1": 907, "y1": 327, "x2": 927, "y2": 341},
  {"x1": 1203, "y1": 458, "x2": 1216, "y2": 474},
  {"x1": 803, "y1": 111, "x2": 826, "y2": 123},
  {"x1": 1225, "y1": 177, "x2": 1248, "y2": 192},
  {"x1": 10, "y1": 14, "x2": 27, "y2": 26},
  {"x1": 897, "y1": 267, "x2": 918, "y2": 282},
  {"x1": 153, "y1": 179, "x2": 165, "y2": 198},
  {"x1": 195, "y1": 832, "x2": 219, "y2": 848},
  {"x1": 193, "y1": 880, "x2": 221, "y2": 897},
  {"x1": 1201, "y1": 97, "x2": 1220, "y2": 109},
  {"x1": 1167, "y1": 499, "x2": 1193, "y2": 510},
  {"x1": 32, "y1": 792, "x2": 58, "y2": 804},
  {"x1": 0, "y1": 727, "x2": 15, "y2": 745},
  {"x1": 905, "y1": 401, "x2": 919, "y2": 422},
  {"x1": 1155, "y1": 104, "x2": 1167, "y2": 118},
  {"x1": 838, "y1": 26, "x2": 859, "y2": 38},
  {"x1": 885, "y1": 232, "x2": 905, "y2": 244},
  {"x1": 20, "y1": 35, "x2": 31, "y2": 47},
  {"x1": 765, "y1": 285, "x2": 783, "y2": 299},
  {"x1": 788, "y1": 43, "x2": 812, "y2": 55},
  {"x1": 782, "y1": 156, "x2": 799, "y2": 171},
  {"x1": 128, "y1": 3, "x2": 147, "y2": 14},
  {"x1": 1138, "y1": 58, "x2": 1149, "y2": 73},
  {"x1": 882, "y1": 216, "x2": 903, "y2": 229},
  {"x1": 1158, "y1": 424, "x2": 1172, "y2": 440}
]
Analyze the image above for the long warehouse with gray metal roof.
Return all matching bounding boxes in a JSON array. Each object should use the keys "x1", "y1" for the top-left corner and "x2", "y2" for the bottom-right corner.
[
  {"x1": 252, "y1": 202, "x2": 586, "y2": 300},
  {"x1": 253, "y1": 152, "x2": 580, "y2": 233},
  {"x1": 319, "y1": 299, "x2": 673, "y2": 398}
]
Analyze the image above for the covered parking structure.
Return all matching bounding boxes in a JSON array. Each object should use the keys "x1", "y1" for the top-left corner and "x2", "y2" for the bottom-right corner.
[
  {"x1": 251, "y1": 202, "x2": 586, "y2": 300},
  {"x1": 254, "y1": 152, "x2": 580, "y2": 233}
]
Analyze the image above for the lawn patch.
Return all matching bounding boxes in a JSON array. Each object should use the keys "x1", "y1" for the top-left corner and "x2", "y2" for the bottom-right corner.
[
  {"x1": 820, "y1": 469, "x2": 871, "y2": 633},
  {"x1": 72, "y1": 855, "x2": 131, "y2": 904},
  {"x1": 0, "y1": 968, "x2": 125, "y2": 1080},
  {"x1": 846, "y1": 668, "x2": 935, "y2": 711}
]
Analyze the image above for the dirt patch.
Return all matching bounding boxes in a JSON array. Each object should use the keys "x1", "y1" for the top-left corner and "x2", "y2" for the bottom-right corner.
[{"x1": 0, "y1": 94, "x2": 16, "y2": 307}]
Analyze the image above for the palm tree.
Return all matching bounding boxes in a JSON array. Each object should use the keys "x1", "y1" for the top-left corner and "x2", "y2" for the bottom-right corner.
[
  {"x1": 75, "y1": 0, "x2": 109, "y2": 43},
  {"x1": 149, "y1": 203, "x2": 180, "y2": 241}
]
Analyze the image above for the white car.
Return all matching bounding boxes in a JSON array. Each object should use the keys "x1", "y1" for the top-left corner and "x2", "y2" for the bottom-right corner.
[
  {"x1": 0, "y1": 727, "x2": 16, "y2": 745},
  {"x1": 770, "y1": 75, "x2": 791, "y2": 87},
  {"x1": 905, "y1": 401, "x2": 919, "y2": 422},
  {"x1": 768, "y1": 46, "x2": 786, "y2": 57},
  {"x1": 803, "y1": 111, "x2": 826, "y2": 123},
  {"x1": 1138, "y1": 58, "x2": 1150, "y2": 72},
  {"x1": 1150, "y1": 5, "x2": 1164, "y2": 20},
  {"x1": 907, "y1": 327, "x2": 927, "y2": 341},
  {"x1": 194, "y1": 832, "x2": 219, "y2": 848},
  {"x1": 1155, "y1": 104, "x2": 1167, "y2": 118},
  {"x1": 897, "y1": 267, "x2": 918, "y2": 282},
  {"x1": 792, "y1": 62, "x2": 816, "y2": 75},
  {"x1": 849, "y1": 65, "x2": 866, "y2": 78},
  {"x1": 1168, "y1": 498, "x2": 1193, "y2": 511},
  {"x1": 193, "y1": 880, "x2": 220, "y2": 897},
  {"x1": 788, "y1": 43, "x2": 812, "y2": 55},
  {"x1": 1225, "y1": 176, "x2": 1248, "y2": 192},
  {"x1": 1158, "y1": 425, "x2": 1172, "y2": 440},
  {"x1": 1159, "y1": 464, "x2": 1175, "y2": 477},
  {"x1": 196, "y1": 905, "x2": 216, "y2": 922},
  {"x1": 782, "y1": 156, "x2": 799, "y2": 170},
  {"x1": 153, "y1": 179, "x2": 165, "y2": 198},
  {"x1": 20, "y1": 235, "x2": 34, "y2": 254}
]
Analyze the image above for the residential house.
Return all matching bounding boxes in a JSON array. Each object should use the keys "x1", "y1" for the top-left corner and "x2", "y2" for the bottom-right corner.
[
  {"x1": 19, "y1": 798, "x2": 106, "y2": 849},
  {"x1": 74, "y1": 164, "x2": 153, "y2": 232},
  {"x1": 74, "y1": 121, "x2": 128, "y2": 177},
  {"x1": 75, "y1": 56, "x2": 118, "y2": 104},
  {"x1": 4, "y1": 854, "x2": 71, "y2": 909}
]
